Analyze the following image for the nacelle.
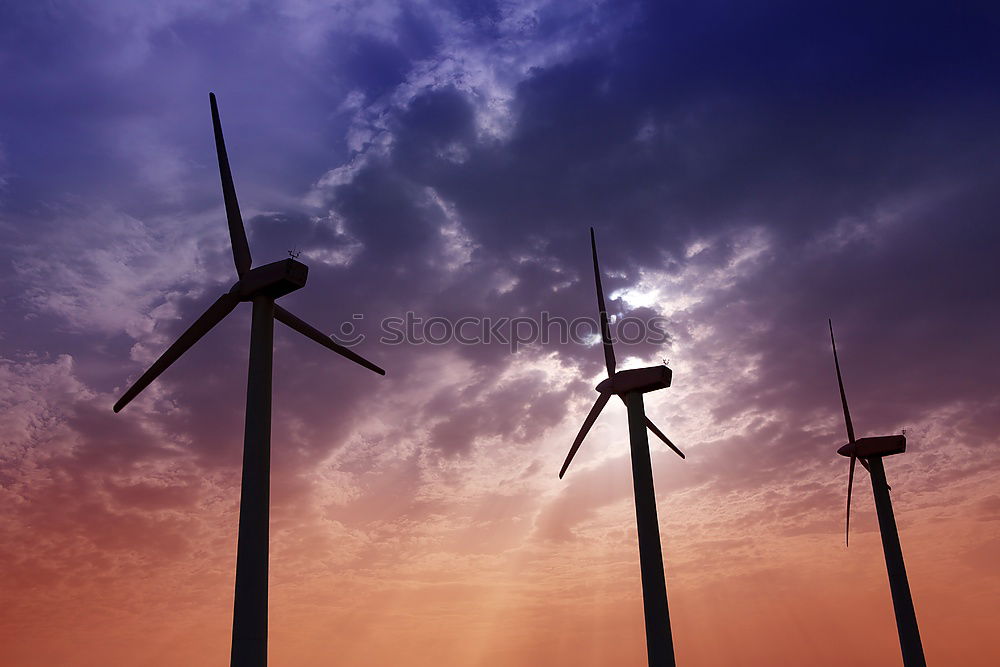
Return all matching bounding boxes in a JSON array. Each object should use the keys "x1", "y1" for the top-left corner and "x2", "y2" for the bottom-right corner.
[
  {"x1": 837, "y1": 434, "x2": 906, "y2": 459},
  {"x1": 232, "y1": 259, "x2": 308, "y2": 300},
  {"x1": 596, "y1": 365, "x2": 672, "y2": 395}
]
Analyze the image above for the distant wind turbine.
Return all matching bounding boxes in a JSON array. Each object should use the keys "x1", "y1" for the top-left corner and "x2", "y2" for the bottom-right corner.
[
  {"x1": 828, "y1": 320, "x2": 925, "y2": 667},
  {"x1": 114, "y1": 93, "x2": 386, "y2": 667},
  {"x1": 559, "y1": 228, "x2": 686, "y2": 667}
]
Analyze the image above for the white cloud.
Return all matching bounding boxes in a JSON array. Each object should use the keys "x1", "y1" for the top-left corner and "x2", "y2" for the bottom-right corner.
[
  {"x1": 13, "y1": 207, "x2": 207, "y2": 342},
  {"x1": 613, "y1": 226, "x2": 773, "y2": 317},
  {"x1": 314, "y1": 0, "x2": 634, "y2": 190}
]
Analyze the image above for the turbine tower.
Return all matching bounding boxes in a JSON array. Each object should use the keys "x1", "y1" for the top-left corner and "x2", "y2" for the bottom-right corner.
[
  {"x1": 559, "y1": 228, "x2": 686, "y2": 667},
  {"x1": 114, "y1": 93, "x2": 386, "y2": 667},
  {"x1": 828, "y1": 320, "x2": 925, "y2": 667}
]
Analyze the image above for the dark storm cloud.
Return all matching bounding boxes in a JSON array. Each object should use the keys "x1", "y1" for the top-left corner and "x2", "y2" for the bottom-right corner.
[
  {"x1": 288, "y1": 0, "x2": 1000, "y2": 472},
  {"x1": 406, "y1": 1, "x2": 999, "y2": 262}
]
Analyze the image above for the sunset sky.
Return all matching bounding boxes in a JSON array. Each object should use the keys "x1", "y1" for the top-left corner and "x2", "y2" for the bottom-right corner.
[{"x1": 2, "y1": 1, "x2": 999, "y2": 665}]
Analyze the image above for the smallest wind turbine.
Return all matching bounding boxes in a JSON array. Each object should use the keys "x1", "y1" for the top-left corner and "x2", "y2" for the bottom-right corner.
[
  {"x1": 559, "y1": 228, "x2": 685, "y2": 667},
  {"x1": 828, "y1": 320, "x2": 925, "y2": 667}
]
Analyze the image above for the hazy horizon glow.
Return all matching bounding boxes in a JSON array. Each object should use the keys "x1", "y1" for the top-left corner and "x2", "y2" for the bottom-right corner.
[{"x1": 2, "y1": 1, "x2": 999, "y2": 665}]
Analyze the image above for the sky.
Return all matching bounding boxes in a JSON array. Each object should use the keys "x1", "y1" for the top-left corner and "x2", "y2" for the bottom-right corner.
[{"x1": 1, "y1": 1, "x2": 999, "y2": 665}]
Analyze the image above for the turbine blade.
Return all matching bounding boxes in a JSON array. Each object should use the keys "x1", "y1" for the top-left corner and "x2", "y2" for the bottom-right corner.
[
  {"x1": 274, "y1": 305, "x2": 385, "y2": 376},
  {"x1": 559, "y1": 392, "x2": 612, "y2": 478},
  {"x1": 645, "y1": 417, "x2": 685, "y2": 459},
  {"x1": 846, "y1": 453, "x2": 856, "y2": 546},
  {"x1": 114, "y1": 292, "x2": 239, "y2": 412},
  {"x1": 210, "y1": 92, "x2": 252, "y2": 276},
  {"x1": 590, "y1": 228, "x2": 616, "y2": 377},
  {"x1": 829, "y1": 319, "x2": 856, "y2": 443}
]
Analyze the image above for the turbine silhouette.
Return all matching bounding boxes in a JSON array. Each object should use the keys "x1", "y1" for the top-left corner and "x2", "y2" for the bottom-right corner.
[
  {"x1": 114, "y1": 93, "x2": 385, "y2": 667},
  {"x1": 828, "y1": 320, "x2": 925, "y2": 667},
  {"x1": 559, "y1": 228, "x2": 686, "y2": 667}
]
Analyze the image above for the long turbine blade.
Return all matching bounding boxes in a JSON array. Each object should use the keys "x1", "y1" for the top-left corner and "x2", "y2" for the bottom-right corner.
[
  {"x1": 645, "y1": 417, "x2": 685, "y2": 459},
  {"x1": 210, "y1": 92, "x2": 252, "y2": 276},
  {"x1": 846, "y1": 453, "x2": 856, "y2": 546},
  {"x1": 590, "y1": 228, "x2": 616, "y2": 377},
  {"x1": 274, "y1": 305, "x2": 385, "y2": 376},
  {"x1": 829, "y1": 319, "x2": 856, "y2": 443},
  {"x1": 114, "y1": 292, "x2": 240, "y2": 412},
  {"x1": 559, "y1": 392, "x2": 612, "y2": 478}
]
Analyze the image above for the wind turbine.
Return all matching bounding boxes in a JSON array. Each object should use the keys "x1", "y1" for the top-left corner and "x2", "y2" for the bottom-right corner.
[
  {"x1": 559, "y1": 228, "x2": 686, "y2": 667},
  {"x1": 828, "y1": 320, "x2": 925, "y2": 667},
  {"x1": 113, "y1": 93, "x2": 386, "y2": 667}
]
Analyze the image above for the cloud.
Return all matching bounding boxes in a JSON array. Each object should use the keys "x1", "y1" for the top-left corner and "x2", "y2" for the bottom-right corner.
[
  {"x1": 2, "y1": 1, "x2": 1000, "y2": 665},
  {"x1": 12, "y1": 209, "x2": 207, "y2": 340}
]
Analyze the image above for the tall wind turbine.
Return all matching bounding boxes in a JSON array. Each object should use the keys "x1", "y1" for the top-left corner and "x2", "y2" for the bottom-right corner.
[
  {"x1": 114, "y1": 93, "x2": 386, "y2": 667},
  {"x1": 828, "y1": 320, "x2": 925, "y2": 667},
  {"x1": 559, "y1": 228, "x2": 686, "y2": 667}
]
